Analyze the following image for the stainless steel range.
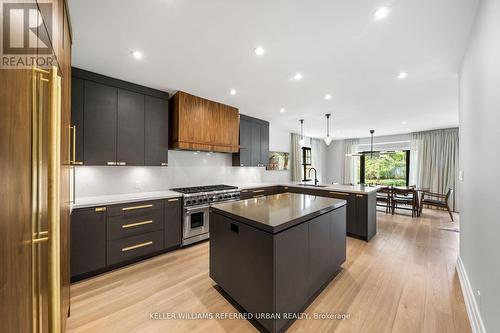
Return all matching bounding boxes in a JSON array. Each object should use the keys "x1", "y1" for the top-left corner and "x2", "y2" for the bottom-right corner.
[{"x1": 171, "y1": 185, "x2": 240, "y2": 246}]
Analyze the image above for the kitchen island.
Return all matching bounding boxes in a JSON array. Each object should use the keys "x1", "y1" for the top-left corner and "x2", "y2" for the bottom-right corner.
[{"x1": 210, "y1": 193, "x2": 347, "y2": 333}]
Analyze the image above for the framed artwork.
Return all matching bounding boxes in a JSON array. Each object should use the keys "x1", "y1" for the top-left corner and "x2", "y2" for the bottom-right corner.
[{"x1": 268, "y1": 151, "x2": 290, "y2": 171}]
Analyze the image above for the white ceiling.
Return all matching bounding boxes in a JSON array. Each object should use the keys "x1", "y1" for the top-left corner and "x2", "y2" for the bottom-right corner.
[{"x1": 68, "y1": 0, "x2": 478, "y2": 140}]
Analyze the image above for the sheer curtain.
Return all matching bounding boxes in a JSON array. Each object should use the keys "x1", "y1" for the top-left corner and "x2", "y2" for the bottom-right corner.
[
  {"x1": 409, "y1": 128, "x2": 459, "y2": 211},
  {"x1": 291, "y1": 133, "x2": 327, "y2": 182},
  {"x1": 341, "y1": 139, "x2": 359, "y2": 185}
]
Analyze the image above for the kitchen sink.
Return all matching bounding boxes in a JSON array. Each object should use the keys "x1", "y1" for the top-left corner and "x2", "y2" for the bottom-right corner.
[{"x1": 295, "y1": 184, "x2": 329, "y2": 188}]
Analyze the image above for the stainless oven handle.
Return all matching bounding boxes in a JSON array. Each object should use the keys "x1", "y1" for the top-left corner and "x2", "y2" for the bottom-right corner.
[{"x1": 185, "y1": 205, "x2": 210, "y2": 211}]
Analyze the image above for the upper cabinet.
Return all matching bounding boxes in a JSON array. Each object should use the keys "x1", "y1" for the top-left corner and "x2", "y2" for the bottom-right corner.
[
  {"x1": 169, "y1": 91, "x2": 239, "y2": 153},
  {"x1": 232, "y1": 114, "x2": 270, "y2": 167},
  {"x1": 71, "y1": 68, "x2": 169, "y2": 166}
]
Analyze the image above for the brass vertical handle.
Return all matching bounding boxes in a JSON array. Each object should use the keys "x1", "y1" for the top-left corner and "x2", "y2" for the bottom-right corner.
[
  {"x1": 71, "y1": 125, "x2": 83, "y2": 165},
  {"x1": 47, "y1": 68, "x2": 62, "y2": 333}
]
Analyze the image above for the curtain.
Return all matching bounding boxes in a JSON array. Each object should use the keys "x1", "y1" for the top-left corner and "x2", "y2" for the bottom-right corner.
[
  {"x1": 291, "y1": 133, "x2": 327, "y2": 182},
  {"x1": 291, "y1": 133, "x2": 303, "y2": 182},
  {"x1": 341, "y1": 139, "x2": 359, "y2": 185},
  {"x1": 409, "y1": 128, "x2": 459, "y2": 211},
  {"x1": 311, "y1": 138, "x2": 327, "y2": 183}
]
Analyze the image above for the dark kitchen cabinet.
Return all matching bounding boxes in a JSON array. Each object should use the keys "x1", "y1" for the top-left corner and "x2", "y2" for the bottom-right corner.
[
  {"x1": 84, "y1": 81, "x2": 117, "y2": 165},
  {"x1": 164, "y1": 197, "x2": 182, "y2": 249},
  {"x1": 308, "y1": 212, "x2": 332, "y2": 296},
  {"x1": 71, "y1": 77, "x2": 84, "y2": 164},
  {"x1": 355, "y1": 193, "x2": 377, "y2": 241},
  {"x1": 233, "y1": 114, "x2": 269, "y2": 167},
  {"x1": 145, "y1": 96, "x2": 169, "y2": 166},
  {"x1": 72, "y1": 68, "x2": 169, "y2": 166},
  {"x1": 71, "y1": 207, "x2": 107, "y2": 279},
  {"x1": 117, "y1": 89, "x2": 145, "y2": 166}
]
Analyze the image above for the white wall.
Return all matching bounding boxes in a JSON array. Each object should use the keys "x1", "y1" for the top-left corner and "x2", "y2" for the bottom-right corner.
[
  {"x1": 75, "y1": 123, "x2": 292, "y2": 198},
  {"x1": 459, "y1": 0, "x2": 500, "y2": 331}
]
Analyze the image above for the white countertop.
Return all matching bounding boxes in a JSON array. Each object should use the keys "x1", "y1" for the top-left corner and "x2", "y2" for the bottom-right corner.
[
  {"x1": 71, "y1": 182, "x2": 377, "y2": 210},
  {"x1": 72, "y1": 190, "x2": 182, "y2": 209},
  {"x1": 236, "y1": 182, "x2": 379, "y2": 194}
]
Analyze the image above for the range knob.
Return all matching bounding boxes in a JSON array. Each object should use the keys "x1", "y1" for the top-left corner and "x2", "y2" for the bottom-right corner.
[{"x1": 186, "y1": 200, "x2": 191, "y2": 205}]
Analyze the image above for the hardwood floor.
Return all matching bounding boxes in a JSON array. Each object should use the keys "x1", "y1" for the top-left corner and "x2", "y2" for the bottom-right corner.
[{"x1": 67, "y1": 209, "x2": 470, "y2": 333}]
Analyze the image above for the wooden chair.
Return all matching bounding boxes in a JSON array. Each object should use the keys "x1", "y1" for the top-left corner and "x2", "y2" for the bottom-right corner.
[
  {"x1": 376, "y1": 187, "x2": 392, "y2": 213},
  {"x1": 419, "y1": 188, "x2": 454, "y2": 221},
  {"x1": 391, "y1": 187, "x2": 418, "y2": 217}
]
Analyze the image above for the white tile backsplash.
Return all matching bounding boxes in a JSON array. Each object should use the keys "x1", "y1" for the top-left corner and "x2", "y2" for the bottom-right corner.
[{"x1": 75, "y1": 150, "x2": 291, "y2": 198}]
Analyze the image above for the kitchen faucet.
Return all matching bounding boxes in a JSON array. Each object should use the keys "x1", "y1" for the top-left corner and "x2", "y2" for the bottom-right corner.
[{"x1": 308, "y1": 168, "x2": 319, "y2": 185}]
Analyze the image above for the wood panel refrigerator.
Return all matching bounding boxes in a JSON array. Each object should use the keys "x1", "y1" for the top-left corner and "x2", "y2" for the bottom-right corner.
[{"x1": 0, "y1": 66, "x2": 65, "y2": 333}]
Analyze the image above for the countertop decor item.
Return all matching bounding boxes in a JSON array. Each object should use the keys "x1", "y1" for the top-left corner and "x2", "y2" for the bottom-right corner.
[{"x1": 268, "y1": 151, "x2": 290, "y2": 171}]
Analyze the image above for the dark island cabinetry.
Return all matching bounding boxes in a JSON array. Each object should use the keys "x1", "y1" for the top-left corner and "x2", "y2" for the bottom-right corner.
[{"x1": 210, "y1": 193, "x2": 347, "y2": 333}]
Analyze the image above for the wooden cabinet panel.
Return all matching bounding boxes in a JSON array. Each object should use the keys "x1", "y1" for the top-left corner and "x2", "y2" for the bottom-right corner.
[
  {"x1": 107, "y1": 230, "x2": 164, "y2": 266},
  {"x1": 169, "y1": 91, "x2": 239, "y2": 152},
  {"x1": 117, "y1": 89, "x2": 145, "y2": 166},
  {"x1": 71, "y1": 207, "x2": 107, "y2": 278},
  {"x1": 308, "y1": 213, "x2": 332, "y2": 296},
  {"x1": 107, "y1": 209, "x2": 164, "y2": 241},
  {"x1": 164, "y1": 198, "x2": 182, "y2": 249},
  {"x1": 260, "y1": 121, "x2": 270, "y2": 167},
  {"x1": 72, "y1": 69, "x2": 169, "y2": 166},
  {"x1": 232, "y1": 114, "x2": 269, "y2": 167},
  {"x1": 83, "y1": 81, "x2": 117, "y2": 165},
  {"x1": 145, "y1": 96, "x2": 169, "y2": 166},
  {"x1": 71, "y1": 77, "x2": 84, "y2": 163}
]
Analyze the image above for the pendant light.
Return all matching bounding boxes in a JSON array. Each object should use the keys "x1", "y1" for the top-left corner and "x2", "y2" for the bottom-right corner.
[
  {"x1": 369, "y1": 129, "x2": 375, "y2": 158},
  {"x1": 298, "y1": 119, "x2": 305, "y2": 146},
  {"x1": 324, "y1": 113, "x2": 332, "y2": 146}
]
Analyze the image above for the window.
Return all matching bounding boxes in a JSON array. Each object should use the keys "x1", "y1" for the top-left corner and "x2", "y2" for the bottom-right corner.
[
  {"x1": 359, "y1": 150, "x2": 410, "y2": 186},
  {"x1": 302, "y1": 147, "x2": 312, "y2": 181}
]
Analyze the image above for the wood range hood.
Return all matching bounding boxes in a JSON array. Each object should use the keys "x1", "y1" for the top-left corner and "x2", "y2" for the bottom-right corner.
[{"x1": 169, "y1": 91, "x2": 240, "y2": 153}]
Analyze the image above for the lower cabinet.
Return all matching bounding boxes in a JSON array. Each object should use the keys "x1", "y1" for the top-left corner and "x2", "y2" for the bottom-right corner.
[
  {"x1": 70, "y1": 207, "x2": 107, "y2": 278},
  {"x1": 107, "y1": 230, "x2": 164, "y2": 266},
  {"x1": 71, "y1": 197, "x2": 183, "y2": 281},
  {"x1": 164, "y1": 197, "x2": 182, "y2": 248}
]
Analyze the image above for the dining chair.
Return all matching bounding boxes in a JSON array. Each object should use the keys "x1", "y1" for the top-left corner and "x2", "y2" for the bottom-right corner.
[
  {"x1": 419, "y1": 188, "x2": 454, "y2": 221},
  {"x1": 391, "y1": 187, "x2": 418, "y2": 217},
  {"x1": 376, "y1": 187, "x2": 392, "y2": 213}
]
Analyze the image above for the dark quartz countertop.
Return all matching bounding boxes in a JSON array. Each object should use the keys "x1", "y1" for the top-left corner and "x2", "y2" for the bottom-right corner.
[{"x1": 210, "y1": 192, "x2": 346, "y2": 234}]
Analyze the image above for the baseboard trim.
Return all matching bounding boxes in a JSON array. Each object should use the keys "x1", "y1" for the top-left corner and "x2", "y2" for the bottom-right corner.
[{"x1": 456, "y1": 256, "x2": 487, "y2": 333}]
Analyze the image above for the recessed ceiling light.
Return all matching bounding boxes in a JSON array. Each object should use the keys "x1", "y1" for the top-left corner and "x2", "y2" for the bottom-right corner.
[
  {"x1": 280, "y1": 108, "x2": 285, "y2": 113},
  {"x1": 406, "y1": 128, "x2": 411, "y2": 131},
  {"x1": 131, "y1": 50, "x2": 143, "y2": 60},
  {"x1": 401, "y1": 121, "x2": 407, "y2": 125},
  {"x1": 293, "y1": 73, "x2": 303, "y2": 81},
  {"x1": 254, "y1": 46, "x2": 265, "y2": 56},
  {"x1": 374, "y1": 6, "x2": 390, "y2": 21},
  {"x1": 230, "y1": 89, "x2": 236, "y2": 95},
  {"x1": 397, "y1": 72, "x2": 408, "y2": 79},
  {"x1": 324, "y1": 94, "x2": 332, "y2": 100}
]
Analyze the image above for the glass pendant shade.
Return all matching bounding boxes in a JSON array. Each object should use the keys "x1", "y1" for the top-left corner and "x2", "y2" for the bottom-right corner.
[{"x1": 324, "y1": 114, "x2": 332, "y2": 146}]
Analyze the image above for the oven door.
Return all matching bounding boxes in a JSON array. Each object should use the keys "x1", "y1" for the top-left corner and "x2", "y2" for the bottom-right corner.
[{"x1": 184, "y1": 205, "x2": 210, "y2": 240}]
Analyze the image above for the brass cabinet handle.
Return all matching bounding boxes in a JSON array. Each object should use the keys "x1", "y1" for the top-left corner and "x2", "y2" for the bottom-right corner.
[
  {"x1": 117, "y1": 162, "x2": 126, "y2": 166},
  {"x1": 70, "y1": 125, "x2": 84, "y2": 165},
  {"x1": 107, "y1": 161, "x2": 117, "y2": 166},
  {"x1": 252, "y1": 189, "x2": 265, "y2": 193},
  {"x1": 252, "y1": 194, "x2": 265, "y2": 198},
  {"x1": 241, "y1": 190, "x2": 248, "y2": 193},
  {"x1": 122, "y1": 220, "x2": 153, "y2": 229},
  {"x1": 283, "y1": 187, "x2": 289, "y2": 189},
  {"x1": 95, "y1": 207, "x2": 106, "y2": 212},
  {"x1": 161, "y1": 162, "x2": 168, "y2": 166},
  {"x1": 167, "y1": 198, "x2": 179, "y2": 202},
  {"x1": 122, "y1": 241, "x2": 153, "y2": 252},
  {"x1": 356, "y1": 194, "x2": 364, "y2": 198},
  {"x1": 330, "y1": 191, "x2": 348, "y2": 196},
  {"x1": 122, "y1": 204, "x2": 153, "y2": 211}
]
